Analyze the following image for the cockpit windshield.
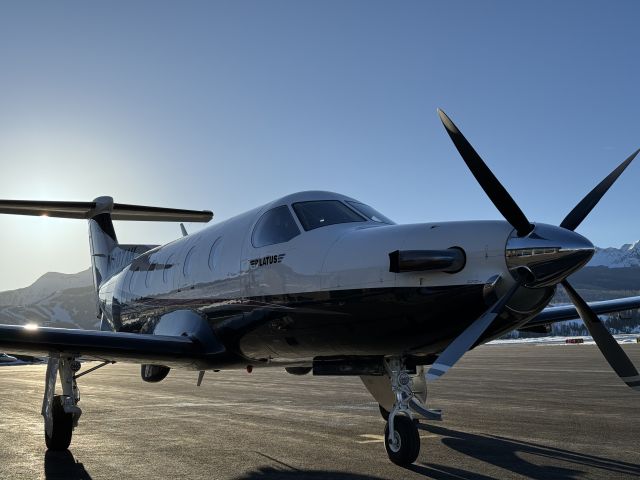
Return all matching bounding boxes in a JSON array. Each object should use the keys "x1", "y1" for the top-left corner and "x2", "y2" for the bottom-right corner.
[
  {"x1": 292, "y1": 200, "x2": 365, "y2": 231},
  {"x1": 292, "y1": 199, "x2": 395, "y2": 231},
  {"x1": 346, "y1": 201, "x2": 395, "y2": 224}
]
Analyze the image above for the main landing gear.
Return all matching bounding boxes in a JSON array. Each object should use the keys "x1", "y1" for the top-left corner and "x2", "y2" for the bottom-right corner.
[
  {"x1": 383, "y1": 358, "x2": 442, "y2": 466},
  {"x1": 42, "y1": 356, "x2": 81, "y2": 450},
  {"x1": 42, "y1": 355, "x2": 113, "y2": 450}
]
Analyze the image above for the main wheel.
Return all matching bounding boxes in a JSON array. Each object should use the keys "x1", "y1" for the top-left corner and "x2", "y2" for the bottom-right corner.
[
  {"x1": 384, "y1": 415, "x2": 420, "y2": 466},
  {"x1": 45, "y1": 395, "x2": 73, "y2": 451}
]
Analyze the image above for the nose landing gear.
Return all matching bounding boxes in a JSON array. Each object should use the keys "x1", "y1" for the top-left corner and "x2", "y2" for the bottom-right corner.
[{"x1": 382, "y1": 358, "x2": 442, "y2": 466}]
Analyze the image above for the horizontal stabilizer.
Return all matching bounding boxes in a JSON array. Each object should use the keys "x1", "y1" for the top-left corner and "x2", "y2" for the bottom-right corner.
[{"x1": 0, "y1": 198, "x2": 213, "y2": 223}]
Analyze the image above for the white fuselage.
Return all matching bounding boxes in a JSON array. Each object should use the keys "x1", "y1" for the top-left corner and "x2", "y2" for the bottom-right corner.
[{"x1": 94, "y1": 191, "x2": 551, "y2": 365}]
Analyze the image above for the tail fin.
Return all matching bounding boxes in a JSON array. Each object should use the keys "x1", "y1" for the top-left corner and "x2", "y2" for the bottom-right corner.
[
  {"x1": 87, "y1": 197, "x2": 156, "y2": 293},
  {"x1": 0, "y1": 195, "x2": 213, "y2": 293}
]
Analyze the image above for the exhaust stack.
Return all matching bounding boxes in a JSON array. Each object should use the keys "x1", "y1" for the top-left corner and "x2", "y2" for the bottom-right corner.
[{"x1": 389, "y1": 248, "x2": 466, "y2": 274}]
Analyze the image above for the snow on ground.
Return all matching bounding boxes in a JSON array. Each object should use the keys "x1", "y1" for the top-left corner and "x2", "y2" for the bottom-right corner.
[{"x1": 489, "y1": 334, "x2": 640, "y2": 345}]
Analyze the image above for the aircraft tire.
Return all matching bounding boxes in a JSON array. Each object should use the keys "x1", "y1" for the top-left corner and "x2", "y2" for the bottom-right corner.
[
  {"x1": 45, "y1": 395, "x2": 73, "y2": 451},
  {"x1": 284, "y1": 367, "x2": 312, "y2": 375},
  {"x1": 384, "y1": 415, "x2": 420, "y2": 466}
]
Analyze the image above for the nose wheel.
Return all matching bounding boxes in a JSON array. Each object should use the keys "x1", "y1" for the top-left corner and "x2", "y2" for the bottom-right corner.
[
  {"x1": 384, "y1": 414, "x2": 420, "y2": 465},
  {"x1": 382, "y1": 358, "x2": 441, "y2": 466}
]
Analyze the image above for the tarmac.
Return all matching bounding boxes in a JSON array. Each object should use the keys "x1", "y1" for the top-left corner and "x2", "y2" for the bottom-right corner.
[{"x1": 0, "y1": 344, "x2": 638, "y2": 480}]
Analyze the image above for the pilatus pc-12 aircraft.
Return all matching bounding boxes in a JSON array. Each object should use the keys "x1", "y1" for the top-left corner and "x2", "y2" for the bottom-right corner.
[{"x1": 0, "y1": 110, "x2": 639, "y2": 466}]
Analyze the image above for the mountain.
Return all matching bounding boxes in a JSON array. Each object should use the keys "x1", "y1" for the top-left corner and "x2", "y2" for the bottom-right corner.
[
  {"x1": 0, "y1": 269, "x2": 98, "y2": 330},
  {"x1": 0, "y1": 269, "x2": 93, "y2": 306},
  {"x1": 590, "y1": 240, "x2": 640, "y2": 268}
]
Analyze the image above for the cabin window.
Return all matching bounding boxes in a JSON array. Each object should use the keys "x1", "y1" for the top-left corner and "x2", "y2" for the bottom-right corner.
[
  {"x1": 208, "y1": 236, "x2": 223, "y2": 270},
  {"x1": 252, "y1": 205, "x2": 300, "y2": 247},
  {"x1": 183, "y1": 246, "x2": 196, "y2": 277},
  {"x1": 292, "y1": 200, "x2": 366, "y2": 231},
  {"x1": 345, "y1": 201, "x2": 394, "y2": 224},
  {"x1": 163, "y1": 254, "x2": 174, "y2": 284}
]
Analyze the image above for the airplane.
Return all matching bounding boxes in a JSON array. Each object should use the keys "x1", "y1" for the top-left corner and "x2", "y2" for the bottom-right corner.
[
  {"x1": 0, "y1": 353, "x2": 21, "y2": 365},
  {"x1": 0, "y1": 353, "x2": 44, "y2": 365},
  {"x1": 0, "y1": 109, "x2": 638, "y2": 467}
]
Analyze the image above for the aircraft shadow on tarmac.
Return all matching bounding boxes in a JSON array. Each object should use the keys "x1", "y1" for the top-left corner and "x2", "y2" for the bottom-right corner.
[
  {"x1": 233, "y1": 452, "x2": 385, "y2": 480},
  {"x1": 408, "y1": 424, "x2": 640, "y2": 480},
  {"x1": 44, "y1": 450, "x2": 92, "y2": 480},
  {"x1": 234, "y1": 468, "x2": 384, "y2": 480},
  {"x1": 38, "y1": 425, "x2": 640, "y2": 480}
]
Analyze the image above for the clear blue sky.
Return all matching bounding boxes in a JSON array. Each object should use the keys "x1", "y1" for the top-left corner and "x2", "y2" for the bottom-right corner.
[{"x1": 0, "y1": 1, "x2": 639, "y2": 291}]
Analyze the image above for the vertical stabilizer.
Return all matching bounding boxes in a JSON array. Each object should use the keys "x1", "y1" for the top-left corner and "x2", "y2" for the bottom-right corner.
[
  {"x1": 87, "y1": 197, "x2": 118, "y2": 293},
  {"x1": 87, "y1": 197, "x2": 158, "y2": 292}
]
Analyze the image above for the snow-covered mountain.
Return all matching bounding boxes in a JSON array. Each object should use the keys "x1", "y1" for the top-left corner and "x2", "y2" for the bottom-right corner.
[
  {"x1": 0, "y1": 268, "x2": 93, "y2": 306},
  {"x1": 0, "y1": 269, "x2": 97, "y2": 330},
  {"x1": 589, "y1": 241, "x2": 640, "y2": 268}
]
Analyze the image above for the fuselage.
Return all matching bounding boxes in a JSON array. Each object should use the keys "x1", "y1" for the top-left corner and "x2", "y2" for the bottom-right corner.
[{"x1": 98, "y1": 191, "x2": 556, "y2": 368}]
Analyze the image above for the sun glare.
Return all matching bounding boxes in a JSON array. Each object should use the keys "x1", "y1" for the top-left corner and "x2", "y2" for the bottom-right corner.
[{"x1": 24, "y1": 323, "x2": 39, "y2": 331}]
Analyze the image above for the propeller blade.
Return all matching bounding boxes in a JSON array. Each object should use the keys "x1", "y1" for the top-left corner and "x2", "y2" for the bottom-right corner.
[
  {"x1": 560, "y1": 149, "x2": 639, "y2": 231},
  {"x1": 562, "y1": 280, "x2": 640, "y2": 392},
  {"x1": 437, "y1": 109, "x2": 533, "y2": 236},
  {"x1": 427, "y1": 277, "x2": 522, "y2": 381}
]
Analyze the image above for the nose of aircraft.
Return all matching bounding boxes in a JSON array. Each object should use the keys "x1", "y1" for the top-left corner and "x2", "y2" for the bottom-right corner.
[{"x1": 505, "y1": 223, "x2": 595, "y2": 287}]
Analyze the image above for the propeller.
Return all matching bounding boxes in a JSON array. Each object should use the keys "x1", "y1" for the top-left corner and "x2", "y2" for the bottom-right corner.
[
  {"x1": 437, "y1": 109, "x2": 532, "y2": 237},
  {"x1": 433, "y1": 109, "x2": 640, "y2": 391},
  {"x1": 427, "y1": 272, "x2": 524, "y2": 381},
  {"x1": 560, "y1": 148, "x2": 640, "y2": 231},
  {"x1": 562, "y1": 280, "x2": 640, "y2": 391}
]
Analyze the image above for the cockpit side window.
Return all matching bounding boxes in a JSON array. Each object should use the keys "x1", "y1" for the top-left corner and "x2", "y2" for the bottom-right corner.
[
  {"x1": 292, "y1": 200, "x2": 366, "y2": 231},
  {"x1": 345, "y1": 201, "x2": 395, "y2": 224},
  {"x1": 252, "y1": 205, "x2": 300, "y2": 247}
]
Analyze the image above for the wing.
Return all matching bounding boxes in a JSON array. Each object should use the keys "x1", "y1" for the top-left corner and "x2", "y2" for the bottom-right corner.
[
  {"x1": 524, "y1": 296, "x2": 640, "y2": 329},
  {"x1": 0, "y1": 324, "x2": 228, "y2": 369}
]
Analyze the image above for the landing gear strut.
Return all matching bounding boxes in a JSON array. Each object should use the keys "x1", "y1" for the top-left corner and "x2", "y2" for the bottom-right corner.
[
  {"x1": 383, "y1": 358, "x2": 442, "y2": 466},
  {"x1": 42, "y1": 356, "x2": 81, "y2": 450},
  {"x1": 41, "y1": 355, "x2": 113, "y2": 450}
]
